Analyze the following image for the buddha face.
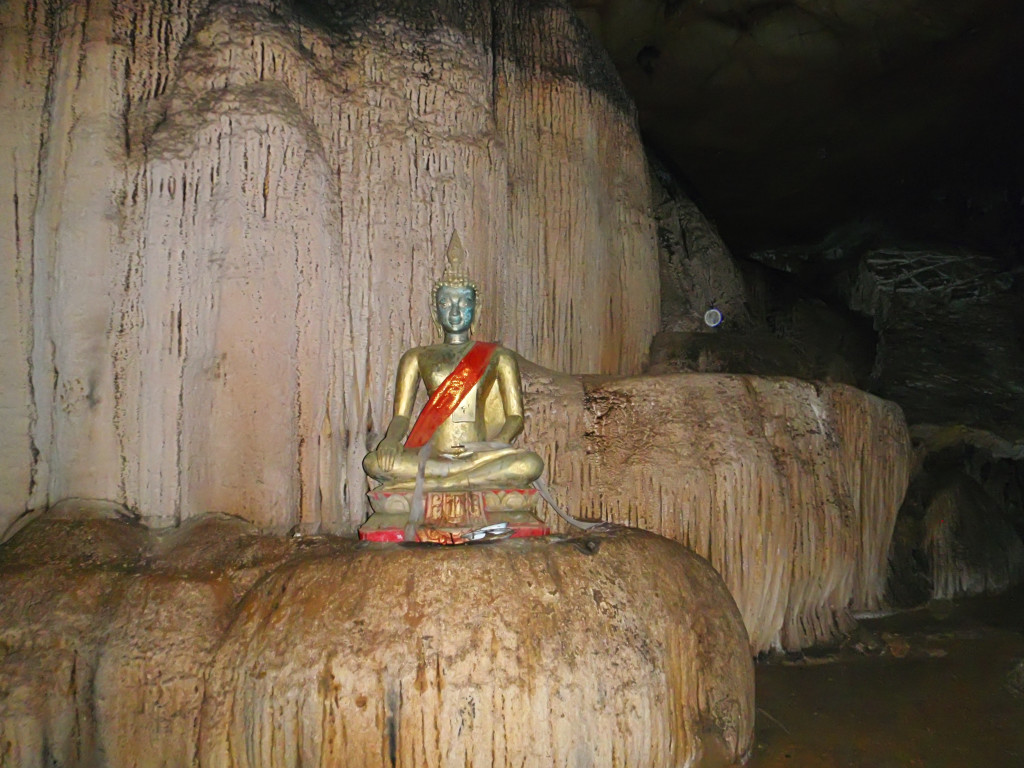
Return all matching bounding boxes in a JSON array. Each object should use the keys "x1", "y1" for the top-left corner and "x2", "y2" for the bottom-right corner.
[{"x1": 436, "y1": 285, "x2": 476, "y2": 334}]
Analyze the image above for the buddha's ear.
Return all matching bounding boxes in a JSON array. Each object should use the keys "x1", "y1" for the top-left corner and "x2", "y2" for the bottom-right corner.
[
  {"x1": 428, "y1": 296, "x2": 440, "y2": 333},
  {"x1": 470, "y1": 288, "x2": 481, "y2": 331},
  {"x1": 428, "y1": 286, "x2": 441, "y2": 333}
]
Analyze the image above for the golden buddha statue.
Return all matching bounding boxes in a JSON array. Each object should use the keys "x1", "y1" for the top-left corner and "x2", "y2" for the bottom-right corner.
[{"x1": 360, "y1": 233, "x2": 546, "y2": 542}]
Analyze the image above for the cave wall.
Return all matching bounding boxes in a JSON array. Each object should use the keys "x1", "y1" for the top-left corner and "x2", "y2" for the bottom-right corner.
[
  {"x1": 0, "y1": 0, "x2": 659, "y2": 534},
  {"x1": 651, "y1": 159, "x2": 749, "y2": 334}
]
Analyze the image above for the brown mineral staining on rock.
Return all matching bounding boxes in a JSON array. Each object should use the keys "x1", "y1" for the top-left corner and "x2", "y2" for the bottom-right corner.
[
  {"x1": 0, "y1": 505, "x2": 300, "y2": 768},
  {"x1": 0, "y1": 499, "x2": 148, "y2": 570},
  {"x1": 0, "y1": 511, "x2": 754, "y2": 767}
]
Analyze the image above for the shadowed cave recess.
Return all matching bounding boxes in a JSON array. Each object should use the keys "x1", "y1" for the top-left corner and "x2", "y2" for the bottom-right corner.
[{"x1": 1, "y1": 0, "x2": 1022, "y2": 765}]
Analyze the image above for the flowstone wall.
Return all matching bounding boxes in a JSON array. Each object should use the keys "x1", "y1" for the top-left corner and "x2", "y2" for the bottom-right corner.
[
  {"x1": 0, "y1": 0, "x2": 658, "y2": 534},
  {"x1": 0, "y1": 0, "x2": 913, "y2": 661}
]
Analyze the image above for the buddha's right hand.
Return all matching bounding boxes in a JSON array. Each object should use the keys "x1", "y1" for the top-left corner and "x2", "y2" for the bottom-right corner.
[{"x1": 377, "y1": 439, "x2": 403, "y2": 471}]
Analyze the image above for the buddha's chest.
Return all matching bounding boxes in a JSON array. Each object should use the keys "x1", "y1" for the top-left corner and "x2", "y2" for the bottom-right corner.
[{"x1": 420, "y1": 353, "x2": 496, "y2": 424}]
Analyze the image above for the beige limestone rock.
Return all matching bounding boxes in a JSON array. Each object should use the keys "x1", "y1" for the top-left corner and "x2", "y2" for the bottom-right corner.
[
  {"x1": 0, "y1": 510, "x2": 293, "y2": 768},
  {"x1": 0, "y1": 0, "x2": 658, "y2": 535},
  {"x1": 0, "y1": 509, "x2": 754, "y2": 768},
  {"x1": 0, "y1": 508, "x2": 149, "y2": 768},
  {"x1": 201, "y1": 528, "x2": 753, "y2": 768},
  {"x1": 522, "y1": 366, "x2": 912, "y2": 652}
]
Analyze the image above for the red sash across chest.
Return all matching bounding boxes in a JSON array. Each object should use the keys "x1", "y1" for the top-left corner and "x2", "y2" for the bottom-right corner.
[{"x1": 404, "y1": 341, "x2": 499, "y2": 449}]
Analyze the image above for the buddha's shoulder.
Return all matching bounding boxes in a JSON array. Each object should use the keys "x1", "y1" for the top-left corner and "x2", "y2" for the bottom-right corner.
[
  {"x1": 487, "y1": 344, "x2": 517, "y2": 361},
  {"x1": 466, "y1": 340, "x2": 507, "y2": 350},
  {"x1": 399, "y1": 343, "x2": 472, "y2": 361},
  {"x1": 400, "y1": 341, "x2": 516, "y2": 361}
]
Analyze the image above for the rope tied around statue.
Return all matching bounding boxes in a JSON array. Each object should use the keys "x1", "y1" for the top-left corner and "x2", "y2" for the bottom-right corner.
[{"x1": 404, "y1": 440, "x2": 600, "y2": 542}]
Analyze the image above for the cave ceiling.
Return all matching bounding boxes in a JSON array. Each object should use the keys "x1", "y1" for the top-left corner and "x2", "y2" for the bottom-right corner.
[{"x1": 573, "y1": 0, "x2": 1024, "y2": 255}]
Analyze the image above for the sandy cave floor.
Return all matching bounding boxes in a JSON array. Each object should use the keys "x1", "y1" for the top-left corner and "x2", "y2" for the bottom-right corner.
[{"x1": 748, "y1": 587, "x2": 1024, "y2": 767}]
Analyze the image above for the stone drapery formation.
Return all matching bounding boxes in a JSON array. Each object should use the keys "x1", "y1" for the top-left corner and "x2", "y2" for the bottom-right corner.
[
  {"x1": 0, "y1": 0, "x2": 658, "y2": 535},
  {"x1": 922, "y1": 472, "x2": 1024, "y2": 601},
  {"x1": 522, "y1": 367, "x2": 912, "y2": 652},
  {"x1": 0, "y1": 509, "x2": 754, "y2": 768},
  {"x1": 889, "y1": 426, "x2": 1024, "y2": 605}
]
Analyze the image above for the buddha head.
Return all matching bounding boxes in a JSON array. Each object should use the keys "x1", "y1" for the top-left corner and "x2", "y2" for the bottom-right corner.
[
  {"x1": 436, "y1": 284, "x2": 476, "y2": 334},
  {"x1": 434, "y1": 232, "x2": 477, "y2": 335}
]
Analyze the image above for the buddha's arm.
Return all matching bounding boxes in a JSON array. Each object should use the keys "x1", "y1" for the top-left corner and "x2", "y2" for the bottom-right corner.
[
  {"x1": 494, "y1": 350, "x2": 525, "y2": 445},
  {"x1": 376, "y1": 350, "x2": 420, "y2": 470}
]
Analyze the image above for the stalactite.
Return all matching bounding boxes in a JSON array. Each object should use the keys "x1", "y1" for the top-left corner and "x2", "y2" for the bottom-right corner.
[{"x1": 923, "y1": 473, "x2": 1024, "y2": 600}]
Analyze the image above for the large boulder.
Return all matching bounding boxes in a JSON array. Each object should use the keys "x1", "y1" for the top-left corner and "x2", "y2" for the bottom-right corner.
[
  {"x1": 524, "y1": 367, "x2": 912, "y2": 652},
  {"x1": 200, "y1": 528, "x2": 753, "y2": 768},
  {"x1": 0, "y1": 508, "x2": 754, "y2": 768},
  {"x1": 0, "y1": 509, "x2": 293, "y2": 768}
]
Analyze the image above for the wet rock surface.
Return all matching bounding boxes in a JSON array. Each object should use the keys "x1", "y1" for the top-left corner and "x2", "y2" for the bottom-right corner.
[
  {"x1": 0, "y1": 508, "x2": 754, "y2": 768},
  {"x1": 750, "y1": 588, "x2": 1024, "y2": 767}
]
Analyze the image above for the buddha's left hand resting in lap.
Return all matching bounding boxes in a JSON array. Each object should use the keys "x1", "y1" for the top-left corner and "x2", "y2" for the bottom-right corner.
[{"x1": 362, "y1": 234, "x2": 543, "y2": 493}]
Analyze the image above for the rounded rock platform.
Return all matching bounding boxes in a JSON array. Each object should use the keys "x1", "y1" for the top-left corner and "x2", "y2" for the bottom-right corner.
[{"x1": 0, "y1": 509, "x2": 754, "y2": 768}]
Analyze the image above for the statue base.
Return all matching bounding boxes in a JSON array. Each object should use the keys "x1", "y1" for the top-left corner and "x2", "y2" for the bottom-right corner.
[{"x1": 360, "y1": 488, "x2": 549, "y2": 543}]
